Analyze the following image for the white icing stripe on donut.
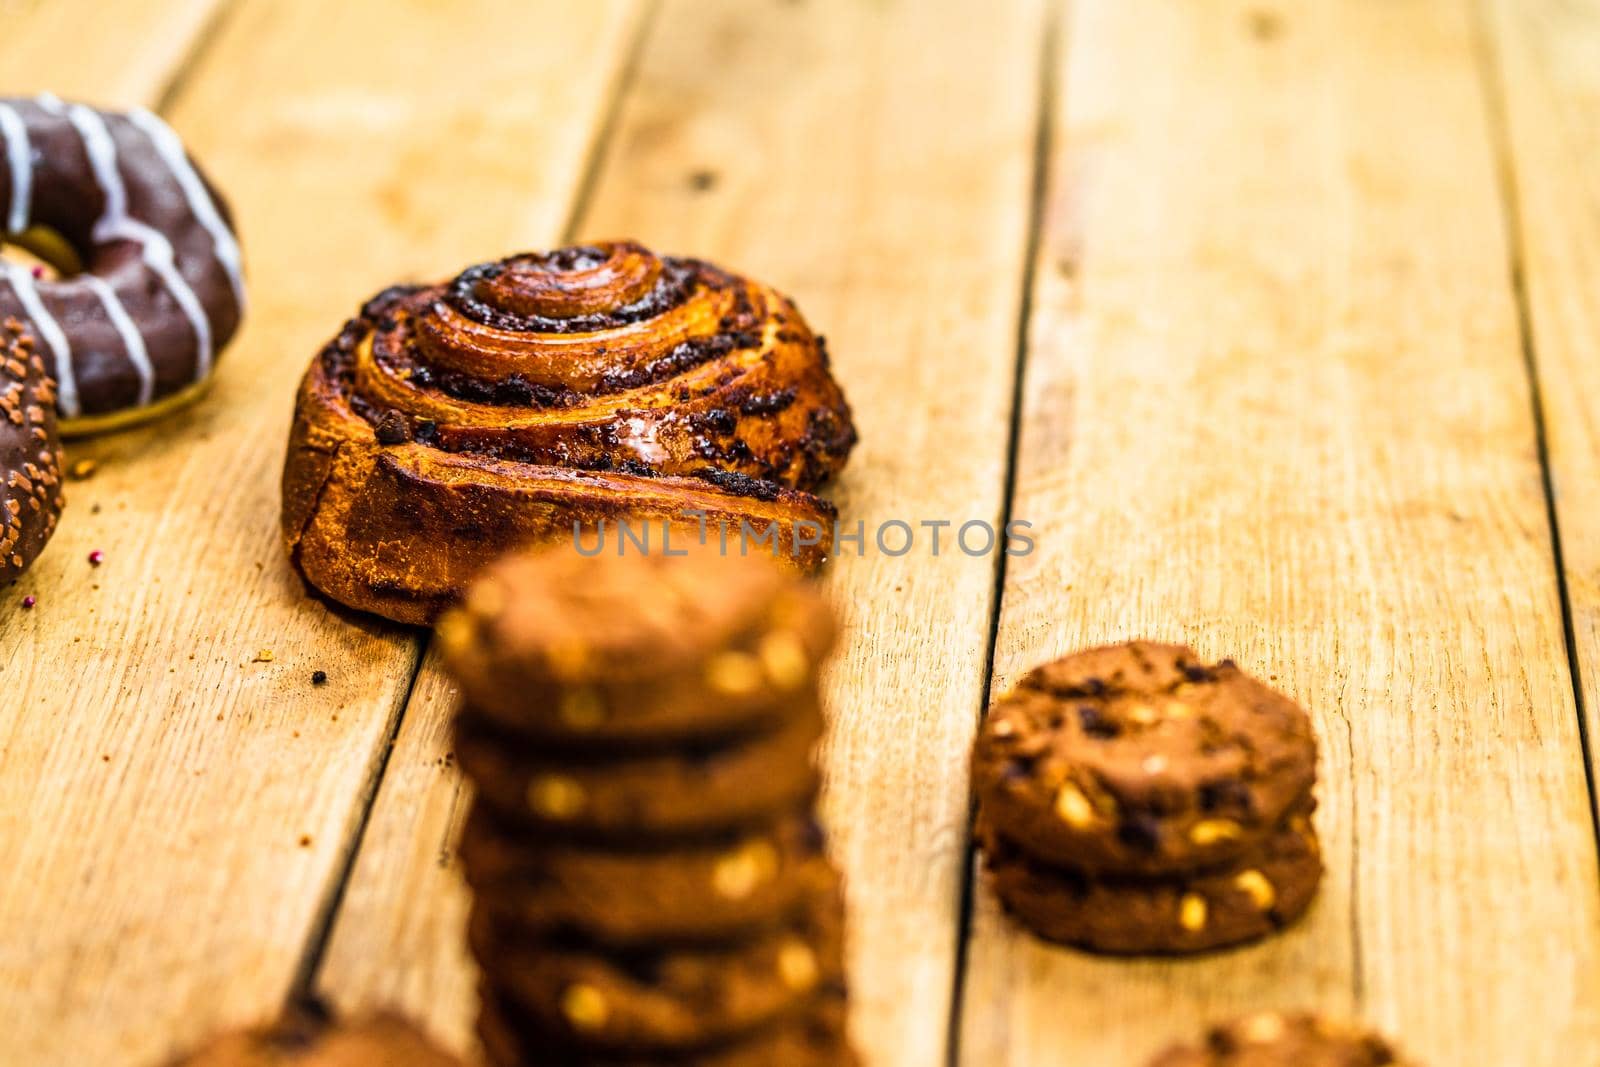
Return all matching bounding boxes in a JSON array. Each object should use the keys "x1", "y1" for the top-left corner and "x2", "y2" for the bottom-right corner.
[
  {"x1": 65, "y1": 103, "x2": 215, "y2": 379},
  {"x1": 117, "y1": 218, "x2": 214, "y2": 378},
  {"x1": 66, "y1": 104, "x2": 128, "y2": 234},
  {"x1": 83, "y1": 275, "x2": 154, "y2": 408},
  {"x1": 3, "y1": 262, "x2": 78, "y2": 418},
  {"x1": 0, "y1": 104, "x2": 31, "y2": 235},
  {"x1": 126, "y1": 108, "x2": 245, "y2": 312}
]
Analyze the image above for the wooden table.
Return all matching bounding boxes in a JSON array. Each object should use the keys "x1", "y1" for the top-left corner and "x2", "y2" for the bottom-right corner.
[{"x1": 2, "y1": 1, "x2": 1598, "y2": 1064}]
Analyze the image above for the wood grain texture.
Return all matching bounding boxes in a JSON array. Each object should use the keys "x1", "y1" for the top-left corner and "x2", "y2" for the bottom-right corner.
[
  {"x1": 315, "y1": 1, "x2": 1046, "y2": 1063},
  {"x1": 957, "y1": 1, "x2": 1600, "y2": 1065},
  {"x1": 1485, "y1": 0, "x2": 1600, "y2": 827},
  {"x1": 0, "y1": 0, "x2": 232, "y2": 105},
  {"x1": 0, "y1": 1, "x2": 643, "y2": 1063},
  {"x1": 317, "y1": 650, "x2": 482, "y2": 1050}
]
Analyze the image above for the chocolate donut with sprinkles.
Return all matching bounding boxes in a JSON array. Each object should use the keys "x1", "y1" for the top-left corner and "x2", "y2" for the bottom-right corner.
[
  {"x1": 0, "y1": 95, "x2": 244, "y2": 435},
  {"x1": 0, "y1": 318, "x2": 63, "y2": 581}
]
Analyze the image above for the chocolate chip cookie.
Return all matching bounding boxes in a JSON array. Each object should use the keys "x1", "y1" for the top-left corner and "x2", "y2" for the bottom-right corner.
[
  {"x1": 169, "y1": 1004, "x2": 462, "y2": 1066},
  {"x1": 462, "y1": 806, "x2": 836, "y2": 946},
  {"x1": 477, "y1": 985, "x2": 857, "y2": 1067},
  {"x1": 436, "y1": 547, "x2": 836, "y2": 744},
  {"x1": 469, "y1": 882, "x2": 844, "y2": 1052},
  {"x1": 455, "y1": 700, "x2": 823, "y2": 839},
  {"x1": 972, "y1": 641, "x2": 1317, "y2": 875},
  {"x1": 1145, "y1": 1012, "x2": 1417, "y2": 1066},
  {"x1": 976, "y1": 801, "x2": 1321, "y2": 955}
]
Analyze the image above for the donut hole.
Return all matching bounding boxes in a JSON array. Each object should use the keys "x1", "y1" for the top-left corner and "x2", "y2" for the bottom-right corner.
[{"x1": 0, "y1": 225, "x2": 84, "y2": 281}]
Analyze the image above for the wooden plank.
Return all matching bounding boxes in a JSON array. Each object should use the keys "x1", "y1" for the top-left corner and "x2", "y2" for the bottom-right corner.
[
  {"x1": 957, "y1": 1, "x2": 1600, "y2": 1065},
  {"x1": 318, "y1": 651, "x2": 481, "y2": 1049},
  {"x1": 0, "y1": 2, "x2": 643, "y2": 1064},
  {"x1": 0, "y1": 0, "x2": 231, "y2": 105},
  {"x1": 1485, "y1": 0, "x2": 1600, "y2": 826},
  {"x1": 315, "y1": 1, "x2": 1046, "y2": 1062}
]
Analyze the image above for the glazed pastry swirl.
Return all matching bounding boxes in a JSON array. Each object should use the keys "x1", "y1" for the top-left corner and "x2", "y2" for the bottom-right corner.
[{"x1": 282, "y1": 242, "x2": 856, "y2": 624}]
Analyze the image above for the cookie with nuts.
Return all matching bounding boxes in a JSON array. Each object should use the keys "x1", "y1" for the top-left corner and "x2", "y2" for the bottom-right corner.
[
  {"x1": 461, "y1": 806, "x2": 836, "y2": 946},
  {"x1": 454, "y1": 699, "x2": 823, "y2": 840},
  {"x1": 468, "y1": 880, "x2": 844, "y2": 1053},
  {"x1": 972, "y1": 641, "x2": 1317, "y2": 876},
  {"x1": 437, "y1": 546, "x2": 834, "y2": 744},
  {"x1": 477, "y1": 982, "x2": 857, "y2": 1067},
  {"x1": 975, "y1": 800, "x2": 1321, "y2": 954},
  {"x1": 1145, "y1": 1012, "x2": 1417, "y2": 1066}
]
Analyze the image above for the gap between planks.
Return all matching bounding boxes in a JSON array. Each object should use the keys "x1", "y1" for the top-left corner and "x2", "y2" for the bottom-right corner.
[
  {"x1": 151, "y1": 0, "x2": 248, "y2": 116},
  {"x1": 1478, "y1": 0, "x2": 1600, "y2": 857},
  {"x1": 942, "y1": 1, "x2": 1063, "y2": 1063}
]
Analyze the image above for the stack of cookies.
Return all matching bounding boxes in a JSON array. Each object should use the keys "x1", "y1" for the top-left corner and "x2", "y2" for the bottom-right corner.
[
  {"x1": 970, "y1": 641, "x2": 1321, "y2": 954},
  {"x1": 437, "y1": 546, "x2": 856, "y2": 1066}
]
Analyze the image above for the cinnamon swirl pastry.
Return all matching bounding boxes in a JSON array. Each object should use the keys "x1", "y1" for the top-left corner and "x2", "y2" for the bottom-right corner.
[
  {"x1": 0, "y1": 95, "x2": 245, "y2": 435},
  {"x1": 281, "y1": 242, "x2": 856, "y2": 625}
]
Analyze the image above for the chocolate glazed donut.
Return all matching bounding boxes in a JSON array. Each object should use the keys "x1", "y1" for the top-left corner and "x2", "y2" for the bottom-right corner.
[
  {"x1": 282, "y1": 242, "x2": 857, "y2": 625},
  {"x1": 0, "y1": 318, "x2": 63, "y2": 581},
  {"x1": 0, "y1": 95, "x2": 245, "y2": 435}
]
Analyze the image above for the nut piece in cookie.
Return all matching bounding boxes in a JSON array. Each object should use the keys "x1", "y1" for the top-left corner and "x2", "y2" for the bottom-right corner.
[
  {"x1": 1146, "y1": 1012, "x2": 1418, "y2": 1066},
  {"x1": 971, "y1": 641, "x2": 1317, "y2": 875}
]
